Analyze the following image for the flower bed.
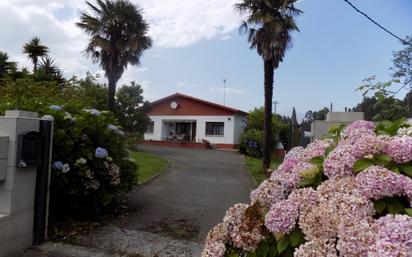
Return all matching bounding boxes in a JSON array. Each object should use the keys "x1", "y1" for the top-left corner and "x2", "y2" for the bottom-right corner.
[{"x1": 203, "y1": 119, "x2": 412, "y2": 257}]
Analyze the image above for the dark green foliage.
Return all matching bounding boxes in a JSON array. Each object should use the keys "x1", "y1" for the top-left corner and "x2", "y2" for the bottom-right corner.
[
  {"x1": 34, "y1": 57, "x2": 65, "y2": 87},
  {"x1": 114, "y1": 81, "x2": 151, "y2": 134},
  {"x1": 354, "y1": 77, "x2": 409, "y2": 121},
  {"x1": 77, "y1": 0, "x2": 152, "y2": 110},
  {"x1": 239, "y1": 129, "x2": 263, "y2": 158},
  {"x1": 303, "y1": 107, "x2": 329, "y2": 123},
  {"x1": 240, "y1": 107, "x2": 288, "y2": 157},
  {"x1": 0, "y1": 51, "x2": 17, "y2": 77},
  {"x1": 48, "y1": 107, "x2": 137, "y2": 217}
]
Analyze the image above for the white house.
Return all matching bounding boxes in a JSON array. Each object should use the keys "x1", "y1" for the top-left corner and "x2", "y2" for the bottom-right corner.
[{"x1": 143, "y1": 93, "x2": 248, "y2": 148}]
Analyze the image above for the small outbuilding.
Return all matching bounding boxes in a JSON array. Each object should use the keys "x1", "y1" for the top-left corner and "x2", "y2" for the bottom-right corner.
[{"x1": 143, "y1": 93, "x2": 248, "y2": 149}]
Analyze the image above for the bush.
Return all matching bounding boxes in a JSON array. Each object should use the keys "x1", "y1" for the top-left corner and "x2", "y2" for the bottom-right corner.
[
  {"x1": 203, "y1": 119, "x2": 412, "y2": 257},
  {"x1": 46, "y1": 105, "x2": 138, "y2": 217},
  {"x1": 239, "y1": 129, "x2": 263, "y2": 158},
  {"x1": 0, "y1": 97, "x2": 138, "y2": 217}
]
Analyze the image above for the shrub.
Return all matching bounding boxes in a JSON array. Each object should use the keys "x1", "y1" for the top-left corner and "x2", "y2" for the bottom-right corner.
[
  {"x1": 46, "y1": 105, "x2": 138, "y2": 217},
  {"x1": 239, "y1": 129, "x2": 263, "y2": 158},
  {"x1": 203, "y1": 119, "x2": 412, "y2": 257},
  {"x1": 0, "y1": 97, "x2": 138, "y2": 217}
]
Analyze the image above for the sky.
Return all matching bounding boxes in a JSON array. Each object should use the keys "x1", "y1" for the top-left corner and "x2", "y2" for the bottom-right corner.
[{"x1": 0, "y1": 0, "x2": 411, "y2": 120}]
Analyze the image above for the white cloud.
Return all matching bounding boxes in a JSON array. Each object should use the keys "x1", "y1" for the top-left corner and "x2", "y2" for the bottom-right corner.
[
  {"x1": 0, "y1": 0, "x2": 242, "y2": 82},
  {"x1": 138, "y1": 0, "x2": 240, "y2": 48}
]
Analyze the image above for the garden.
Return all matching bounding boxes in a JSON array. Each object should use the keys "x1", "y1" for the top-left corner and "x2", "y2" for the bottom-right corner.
[{"x1": 203, "y1": 119, "x2": 412, "y2": 257}]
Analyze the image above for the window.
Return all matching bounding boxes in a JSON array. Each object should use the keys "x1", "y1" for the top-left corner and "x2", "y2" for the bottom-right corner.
[
  {"x1": 147, "y1": 121, "x2": 154, "y2": 134},
  {"x1": 205, "y1": 122, "x2": 224, "y2": 136}
]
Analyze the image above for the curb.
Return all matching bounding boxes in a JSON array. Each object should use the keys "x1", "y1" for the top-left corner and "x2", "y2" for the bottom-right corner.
[{"x1": 135, "y1": 159, "x2": 173, "y2": 190}]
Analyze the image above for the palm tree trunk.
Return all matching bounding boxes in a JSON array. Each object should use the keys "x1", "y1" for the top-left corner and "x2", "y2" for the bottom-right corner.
[
  {"x1": 263, "y1": 59, "x2": 274, "y2": 172},
  {"x1": 108, "y1": 77, "x2": 117, "y2": 111},
  {"x1": 33, "y1": 57, "x2": 38, "y2": 72}
]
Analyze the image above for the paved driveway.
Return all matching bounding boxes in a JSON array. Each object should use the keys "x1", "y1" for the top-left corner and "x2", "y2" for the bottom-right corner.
[{"x1": 124, "y1": 144, "x2": 253, "y2": 242}]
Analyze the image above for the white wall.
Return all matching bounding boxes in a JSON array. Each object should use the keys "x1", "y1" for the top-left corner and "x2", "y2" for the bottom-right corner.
[
  {"x1": 233, "y1": 114, "x2": 247, "y2": 145},
  {"x1": 144, "y1": 115, "x2": 245, "y2": 145}
]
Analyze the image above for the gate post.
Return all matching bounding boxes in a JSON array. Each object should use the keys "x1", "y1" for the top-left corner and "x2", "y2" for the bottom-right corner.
[{"x1": 0, "y1": 110, "x2": 52, "y2": 256}]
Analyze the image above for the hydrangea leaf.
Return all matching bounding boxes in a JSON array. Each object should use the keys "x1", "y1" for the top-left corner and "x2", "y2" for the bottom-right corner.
[
  {"x1": 405, "y1": 208, "x2": 412, "y2": 217},
  {"x1": 226, "y1": 252, "x2": 239, "y2": 257},
  {"x1": 374, "y1": 154, "x2": 391, "y2": 165},
  {"x1": 255, "y1": 239, "x2": 269, "y2": 257},
  {"x1": 399, "y1": 164, "x2": 412, "y2": 177},
  {"x1": 374, "y1": 200, "x2": 386, "y2": 214},
  {"x1": 288, "y1": 228, "x2": 305, "y2": 247},
  {"x1": 353, "y1": 159, "x2": 374, "y2": 173},
  {"x1": 277, "y1": 236, "x2": 290, "y2": 254},
  {"x1": 309, "y1": 156, "x2": 324, "y2": 166},
  {"x1": 267, "y1": 246, "x2": 278, "y2": 257},
  {"x1": 385, "y1": 198, "x2": 404, "y2": 214}
]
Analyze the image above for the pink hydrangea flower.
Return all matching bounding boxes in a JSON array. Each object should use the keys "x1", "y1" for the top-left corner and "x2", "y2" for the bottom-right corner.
[
  {"x1": 384, "y1": 136, "x2": 412, "y2": 163},
  {"x1": 265, "y1": 199, "x2": 299, "y2": 234},
  {"x1": 324, "y1": 135, "x2": 385, "y2": 178},
  {"x1": 202, "y1": 241, "x2": 226, "y2": 257},
  {"x1": 356, "y1": 166, "x2": 412, "y2": 204},
  {"x1": 341, "y1": 120, "x2": 376, "y2": 142},
  {"x1": 368, "y1": 215, "x2": 412, "y2": 257},
  {"x1": 300, "y1": 139, "x2": 332, "y2": 162},
  {"x1": 223, "y1": 204, "x2": 265, "y2": 250}
]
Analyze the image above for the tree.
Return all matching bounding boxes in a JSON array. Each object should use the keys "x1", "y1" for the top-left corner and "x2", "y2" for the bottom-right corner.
[
  {"x1": 23, "y1": 36, "x2": 49, "y2": 72},
  {"x1": 353, "y1": 97, "x2": 378, "y2": 120},
  {"x1": 355, "y1": 77, "x2": 409, "y2": 121},
  {"x1": 35, "y1": 57, "x2": 65, "y2": 87},
  {"x1": 0, "y1": 51, "x2": 16, "y2": 77},
  {"x1": 392, "y1": 36, "x2": 412, "y2": 89},
  {"x1": 234, "y1": 0, "x2": 302, "y2": 170},
  {"x1": 304, "y1": 107, "x2": 329, "y2": 123},
  {"x1": 77, "y1": 0, "x2": 152, "y2": 111},
  {"x1": 114, "y1": 81, "x2": 151, "y2": 134}
]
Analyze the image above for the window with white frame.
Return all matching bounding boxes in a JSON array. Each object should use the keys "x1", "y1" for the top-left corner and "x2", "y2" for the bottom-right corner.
[{"x1": 205, "y1": 122, "x2": 224, "y2": 136}]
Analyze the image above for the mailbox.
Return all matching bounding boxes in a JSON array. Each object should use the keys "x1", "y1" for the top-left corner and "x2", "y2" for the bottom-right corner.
[{"x1": 16, "y1": 131, "x2": 41, "y2": 168}]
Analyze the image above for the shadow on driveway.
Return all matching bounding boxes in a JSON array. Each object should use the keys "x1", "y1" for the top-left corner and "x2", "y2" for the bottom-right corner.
[{"x1": 124, "y1": 144, "x2": 254, "y2": 242}]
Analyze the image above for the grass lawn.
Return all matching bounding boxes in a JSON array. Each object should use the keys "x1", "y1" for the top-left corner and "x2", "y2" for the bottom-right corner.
[
  {"x1": 245, "y1": 156, "x2": 283, "y2": 186},
  {"x1": 129, "y1": 150, "x2": 169, "y2": 185}
]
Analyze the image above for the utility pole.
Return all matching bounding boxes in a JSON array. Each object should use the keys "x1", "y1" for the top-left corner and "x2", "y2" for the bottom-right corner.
[
  {"x1": 273, "y1": 101, "x2": 279, "y2": 115},
  {"x1": 223, "y1": 79, "x2": 227, "y2": 105}
]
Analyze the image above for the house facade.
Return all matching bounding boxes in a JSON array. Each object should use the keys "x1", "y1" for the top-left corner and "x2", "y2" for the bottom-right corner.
[{"x1": 144, "y1": 93, "x2": 248, "y2": 148}]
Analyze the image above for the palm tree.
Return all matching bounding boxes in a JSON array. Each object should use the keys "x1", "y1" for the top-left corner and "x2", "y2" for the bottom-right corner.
[
  {"x1": 77, "y1": 0, "x2": 152, "y2": 111},
  {"x1": 235, "y1": 0, "x2": 302, "y2": 170},
  {"x1": 0, "y1": 51, "x2": 17, "y2": 77},
  {"x1": 36, "y1": 57, "x2": 65, "y2": 87},
  {"x1": 23, "y1": 37, "x2": 49, "y2": 72}
]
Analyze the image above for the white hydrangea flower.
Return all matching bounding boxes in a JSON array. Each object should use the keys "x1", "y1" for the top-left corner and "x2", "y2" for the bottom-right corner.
[
  {"x1": 75, "y1": 158, "x2": 87, "y2": 165},
  {"x1": 41, "y1": 115, "x2": 54, "y2": 121},
  {"x1": 62, "y1": 163, "x2": 70, "y2": 173},
  {"x1": 397, "y1": 119, "x2": 412, "y2": 136}
]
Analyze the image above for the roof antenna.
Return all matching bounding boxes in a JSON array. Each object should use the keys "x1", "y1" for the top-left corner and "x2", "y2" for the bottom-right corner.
[{"x1": 223, "y1": 79, "x2": 227, "y2": 105}]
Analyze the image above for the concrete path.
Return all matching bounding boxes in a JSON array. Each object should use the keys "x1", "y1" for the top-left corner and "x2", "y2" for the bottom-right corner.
[{"x1": 124, "y1": 144, "x2": 253, "y2": 242}]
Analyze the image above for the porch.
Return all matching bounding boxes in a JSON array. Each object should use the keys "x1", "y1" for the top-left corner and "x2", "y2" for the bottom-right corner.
[{"x1": 161, "y1": 120, "x2": 197, "y2": 142}]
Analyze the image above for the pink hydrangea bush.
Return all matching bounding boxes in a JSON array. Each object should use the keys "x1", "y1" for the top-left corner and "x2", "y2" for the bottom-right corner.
[{"x1": 203, "y1": 120, "x2": 412, "y2": 257}]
